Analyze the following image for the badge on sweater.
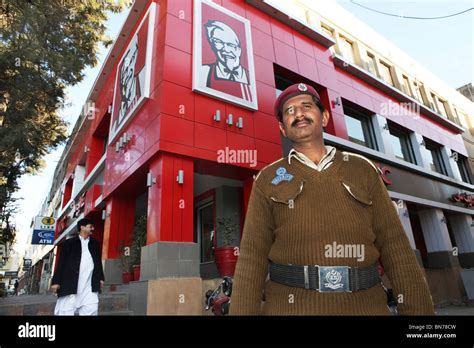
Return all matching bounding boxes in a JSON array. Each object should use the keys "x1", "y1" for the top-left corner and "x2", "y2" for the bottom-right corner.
[{"x1": 271, "y1": 167, "x2": 294, "y2": 185}]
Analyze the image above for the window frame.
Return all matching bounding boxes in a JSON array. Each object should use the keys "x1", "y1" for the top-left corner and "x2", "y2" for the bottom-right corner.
[
  {"x1": 424, "y1": 139, "x2": 448, "y2": 175},
  {"x1": 401, "y1": 75, "x2": 413, "y2": 97},
  {"x1": 378, "y1": 60, "x2": 394, "y2": 86},
  {"x1": 455, "y1": 153, "x2": 473, "y2": 184},
  {"x1": 320, "y1": 22, "x2": 334, "y2": 39},
  {"x1": 338, "y1": 34, "x2": 355, "y2": 65},
  {"x1": 412, "y1": 81, "x2": 426, "y2": 105},
  {"x1": 387, "y1": 123, "x2": 417, "y2": 164},
  {"x1": 343, "y1": 104, "x2": 378, "y2": 150},
  {"x1": 365, "y1": 51, "x2": 377, "y2": 76}
]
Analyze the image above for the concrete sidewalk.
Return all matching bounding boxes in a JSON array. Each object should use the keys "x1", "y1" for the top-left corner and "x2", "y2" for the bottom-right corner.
[
  {"x1": 1, "y1": 294, "x2": 473, "y2": 315},
  {"x1": 435, "y1": 305, "x2": 474, "y2": 316}
]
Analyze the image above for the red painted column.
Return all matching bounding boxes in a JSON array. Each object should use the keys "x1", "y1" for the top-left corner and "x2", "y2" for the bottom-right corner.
[
  {"x1": 147, "y1": 152, "x2": 194, "y2": 244},
  {"x1": 102, "y1": 196, "x2": 135, "y2": 259}
]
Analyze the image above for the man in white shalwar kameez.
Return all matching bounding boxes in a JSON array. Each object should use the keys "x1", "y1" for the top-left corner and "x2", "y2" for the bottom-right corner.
[{"x1": 51, "y1": 218, "x2": 104, "y2": 316}]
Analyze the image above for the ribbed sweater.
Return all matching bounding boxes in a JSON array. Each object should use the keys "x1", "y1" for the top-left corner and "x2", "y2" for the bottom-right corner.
[{"x1": 230, "y1": 150, "x2": 434, "y2": 315}]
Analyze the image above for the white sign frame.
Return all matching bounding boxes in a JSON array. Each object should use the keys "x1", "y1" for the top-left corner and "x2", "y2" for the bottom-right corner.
[
  {"x1": 193, "y1": 0, "x2": 258, "y2": 110},
  {"x1": 108, "y1": 3, "x2": 156, "y2": 145}
]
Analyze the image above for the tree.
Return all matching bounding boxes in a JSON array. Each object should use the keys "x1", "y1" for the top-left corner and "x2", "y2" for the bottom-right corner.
[{"x1": 0, "y1": 0, "x2": 132, "y2": 214}]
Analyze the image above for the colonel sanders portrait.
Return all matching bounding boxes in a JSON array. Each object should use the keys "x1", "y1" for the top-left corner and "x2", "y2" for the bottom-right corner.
[
  {"x1": 118, "y1": 34, "x2": 140, "y2": 124},
  {"x1": 200, "y1": 20, "x2": 253, "y2": 102}
]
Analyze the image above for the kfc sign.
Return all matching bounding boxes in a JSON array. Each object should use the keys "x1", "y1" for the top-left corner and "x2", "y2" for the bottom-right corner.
[
  {"x1": 193, "y1": 0, "x2": 258, "y2": 110},
  {"x1": 451, "y1": 193, "x2": 474, "y2": 207},
  {"x1": 109, "y1": 3, "x2": 156, "y2": 144}
]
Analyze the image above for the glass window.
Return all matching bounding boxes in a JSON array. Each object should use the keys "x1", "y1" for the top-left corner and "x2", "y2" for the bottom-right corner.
[
  {"x1": 378, "y1": 61, "x2": 394, "y2": 85},
  {"x1": 425, "y1": 140, "x2": 447, "y2": 175},
  {"x1": 345, "y1": 116, "x2": 366, "y2": 146},
  {"x1": 412, "y1": 81, "x2": 425, "y2": 104},
  {"x1": 339, "y1": 35, "x2": 355, "y2": 64},
  {"x1": 402, "y1": 75, "x2": 412, "y2": 96},
  {"x1": 197, "y1": 202, "x2": 215, "y2": 263},
  {"x1": 438, "y1": 99, "x2": 449, "y2": 118},
  {"x1": 430, "y1": 92, "x2": 441, "y2": 114},
  {"x1": 455, "y1": 154, "x2": 473, "y2": 184},
  {"x1": 366, "y1": 52, "x2": 377, "y2": 75},
  {"x1": 388, "y1": 123, "x2": 416, "y2": 164},
  {"x1": 343, "y1": 104, "x2": 377, "y2": 150}
]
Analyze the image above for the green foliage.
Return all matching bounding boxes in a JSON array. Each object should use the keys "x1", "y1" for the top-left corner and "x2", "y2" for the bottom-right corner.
[
  {"x1": 0, "y1": 0, "x2": 132, "y2": 213},
  {"x1": 216, "y1": 217, "x2": 238, "y2": 247},
  {"x1": 131, "y1": 214, "x2": 147, "y2": 266},
  {"x1": 118, "y1": 241, "x2": 131, "y2": 273}
]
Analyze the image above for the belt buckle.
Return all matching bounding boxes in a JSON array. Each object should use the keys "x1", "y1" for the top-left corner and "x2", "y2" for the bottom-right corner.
[{"x1": 318, "y1": 266, "x2": 350, "y2": 292}]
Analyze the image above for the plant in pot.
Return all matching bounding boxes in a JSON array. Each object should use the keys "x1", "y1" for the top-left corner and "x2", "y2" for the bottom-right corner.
[
  {"x1": 214, "y1": 216, "x2": 240, "y2": 277},
  {"x1": 130, "y1": 214, "x2": 147, "y2": 281},
  {"x1": 119, "y1": 242, "x2": 132, "y2": 284}
]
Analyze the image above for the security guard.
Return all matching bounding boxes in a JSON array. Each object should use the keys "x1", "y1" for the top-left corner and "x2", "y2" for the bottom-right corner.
[{"x1": 230, "y1": 83, "x2": 434, "y2": 315}]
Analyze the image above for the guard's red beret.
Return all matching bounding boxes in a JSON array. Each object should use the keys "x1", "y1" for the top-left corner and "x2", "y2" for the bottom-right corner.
[{"x1": 275, "y1": 83, "x2": 321, "y2": 120}]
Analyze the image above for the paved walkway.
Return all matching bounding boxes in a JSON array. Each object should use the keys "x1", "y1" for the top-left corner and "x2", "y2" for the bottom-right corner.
[{"x1": 2, "y1": 294, "x2": 473, "y2": 315}]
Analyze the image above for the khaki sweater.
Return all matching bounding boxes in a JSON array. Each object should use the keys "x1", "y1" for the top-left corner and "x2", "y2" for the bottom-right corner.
[{"x1": 230, "y1": 150, "x2": 434, "y2": 315}]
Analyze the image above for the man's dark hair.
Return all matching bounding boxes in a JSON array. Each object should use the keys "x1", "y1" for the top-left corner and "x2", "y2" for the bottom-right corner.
[
  {"x1": 277, "y1": 95, "x2": 326, "y2": 123},
  {"x1": 77, "y1": 218, "x2": 94, "y2": 232}
]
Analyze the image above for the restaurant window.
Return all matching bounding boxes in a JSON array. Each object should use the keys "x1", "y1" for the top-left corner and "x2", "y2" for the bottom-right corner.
[
  {"x1": 339, "y1": 35, "x2": 355, "y2": 65},
  {"x1": 455, "y1": 153, "x2": 473, "y2": 184},
  {"x1": 388, "y1": 122, "x2": 416, "y2": 164},
  {"x1": 378, "y1": 60, "x2": 394, "y2": 86},
  {"x1": 343, "y1": 103, "x2": 378, "y2": 150},
  {"x1": 424, "y1": 139, "x2": 447, "y2": 175},
  {"x1": 365, "y1": 52, "x2": 377, "y2": 76},
  {"x1": 401, "y1": 75, "x2": 413, "y2": 97}
]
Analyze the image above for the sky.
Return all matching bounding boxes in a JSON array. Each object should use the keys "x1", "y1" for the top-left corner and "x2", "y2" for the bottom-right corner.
[
  {"x1": 335, "y1": 0, "x2": 474, "y2": 89},
  {"x1": 10, "y1": 0, "x2": 474, "y2": 257}
]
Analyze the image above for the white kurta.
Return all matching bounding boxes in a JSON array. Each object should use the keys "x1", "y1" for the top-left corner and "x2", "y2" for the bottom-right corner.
[{"x1": 54, "y1": 235, "x2": 99, "y2": 315}]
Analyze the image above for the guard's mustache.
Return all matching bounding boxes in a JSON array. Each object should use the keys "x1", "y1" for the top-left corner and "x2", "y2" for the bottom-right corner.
[{"x1": 292, "y1": 117, "x2": 313, "y2": 127}]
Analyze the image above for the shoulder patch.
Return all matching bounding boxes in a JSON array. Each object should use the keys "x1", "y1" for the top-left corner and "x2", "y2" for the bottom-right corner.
[
  {"x1": 341, "y1": 151, "x2": 381, "y2": 174},
  {"x1": 253, "y1": 157, "x2": 286, "y2": 182}
]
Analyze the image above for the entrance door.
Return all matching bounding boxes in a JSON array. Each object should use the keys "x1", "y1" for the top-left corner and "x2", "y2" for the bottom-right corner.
[{"x1": 196, "y1": 201, "x2": 215, "y2": 263}]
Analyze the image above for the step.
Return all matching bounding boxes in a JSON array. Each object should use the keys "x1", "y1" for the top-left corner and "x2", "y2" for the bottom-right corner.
[{"x1": 102, "y1": 283, "x2": 131, "y2": 293}]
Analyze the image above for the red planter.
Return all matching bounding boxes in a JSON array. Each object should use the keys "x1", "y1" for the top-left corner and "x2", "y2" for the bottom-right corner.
[
  {"x1": 214, "y1": 246, "x2": 238, "y2": 277},
  {"x1": 133, "y1": 265, "x2": 141, "y2": 281},
  {"x1": 122, "y1": 272, "x2": 132, "y2": 284}
]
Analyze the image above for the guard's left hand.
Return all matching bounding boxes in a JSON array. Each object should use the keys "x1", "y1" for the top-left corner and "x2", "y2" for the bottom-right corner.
[{"x1": 100, "y1": 280, "x2": 104, "y2": 290}]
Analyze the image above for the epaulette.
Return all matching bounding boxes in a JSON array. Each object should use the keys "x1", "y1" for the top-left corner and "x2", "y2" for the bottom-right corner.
[
  {"x1": 341, "y1": 151, "x2": 382, "y2": 175},
  {"x1": 253, "y1": 157, "x2": 286, "y2": 181}
]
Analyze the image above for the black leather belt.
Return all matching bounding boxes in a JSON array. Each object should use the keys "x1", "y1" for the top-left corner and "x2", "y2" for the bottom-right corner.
[{"x1": 269, "y1": 262, "x2": 380, "y2": 292}]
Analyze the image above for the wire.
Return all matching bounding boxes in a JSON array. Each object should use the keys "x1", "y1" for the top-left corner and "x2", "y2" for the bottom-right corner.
[{"x1": 350, "y1": 0, "x2": 474, "y2": 20}]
